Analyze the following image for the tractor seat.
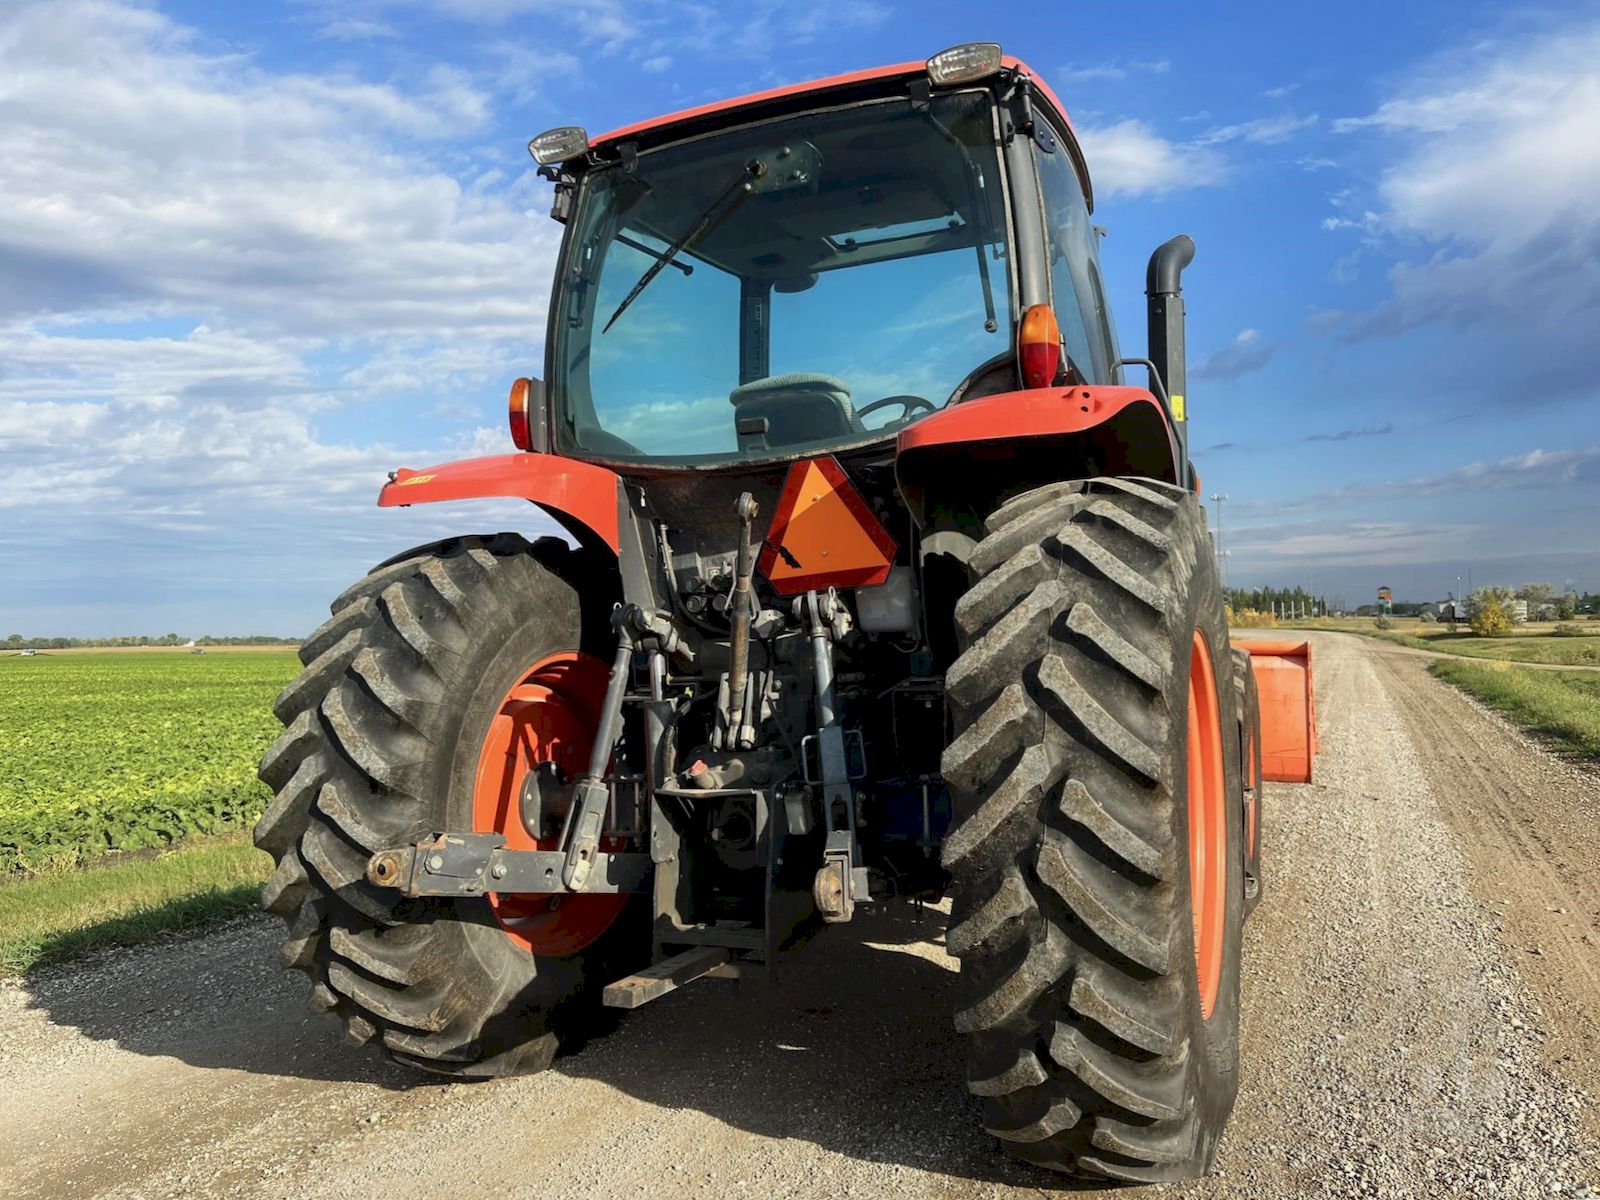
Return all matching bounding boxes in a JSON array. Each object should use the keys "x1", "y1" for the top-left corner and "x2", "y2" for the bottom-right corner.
[{"x1": 729, "y1": 373, "x2": 863, "y2": 448}]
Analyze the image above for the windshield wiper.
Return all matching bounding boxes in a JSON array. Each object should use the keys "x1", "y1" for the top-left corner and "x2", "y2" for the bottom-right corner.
[
  {"x1": 602, "y1": 159, "x2": 766, "y2": 334},
  {"x1": 615, "y1": 232, "x2": 694, "y2": 276}
]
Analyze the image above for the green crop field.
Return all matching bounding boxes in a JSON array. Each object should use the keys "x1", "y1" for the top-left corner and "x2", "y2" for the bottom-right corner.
[{"x1": 1, "y1": 651, "x2": 300, "y2": 874}]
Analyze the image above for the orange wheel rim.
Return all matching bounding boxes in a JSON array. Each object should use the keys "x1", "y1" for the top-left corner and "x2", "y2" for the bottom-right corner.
[
  {"x1": 1186, "y1": 631, "x2": 1227, "y2": 1019},
  {"x1": 472, "y1": 651, "x2": 628, "y2": 957}
]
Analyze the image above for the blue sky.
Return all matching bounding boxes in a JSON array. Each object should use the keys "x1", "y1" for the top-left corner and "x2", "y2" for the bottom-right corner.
[{"x1": 2, "y1": 0, "x2": 1597, "y2": 634}]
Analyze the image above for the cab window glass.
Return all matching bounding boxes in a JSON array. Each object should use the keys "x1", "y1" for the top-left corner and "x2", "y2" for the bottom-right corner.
[{"x1": 1034, "y1": 135, "x2": 1112, "y2": 382}]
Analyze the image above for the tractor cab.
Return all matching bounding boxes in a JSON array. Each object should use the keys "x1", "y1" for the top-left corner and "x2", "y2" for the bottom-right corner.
[{"x1": 530, "y1": 45, "x2": 1128, "y2": 470}]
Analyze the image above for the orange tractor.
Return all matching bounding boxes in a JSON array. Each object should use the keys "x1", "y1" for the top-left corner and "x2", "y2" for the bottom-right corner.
[{"x1": 257, "y1": 44, "x2": 1315, "y2": 1180}]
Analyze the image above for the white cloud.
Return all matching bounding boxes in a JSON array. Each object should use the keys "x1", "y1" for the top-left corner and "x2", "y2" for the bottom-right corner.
[
  {"x1": 1057, "y1": 59, "x2": 1170, "y2": 85},
  {"x1": 373, "y1": 0, "x2": 888, "y2": 63},
  {"x1": 0, "y1": 324, "x2": 312, "y2": 408},
  {"x1": 1333, "y1": 443, "x2": 1600, "y2": 500},
  {"x1": 1230, "y1": 520, "x2": 1484, "y2": 565},
  {"x1": 1326, "y1": 21, "x2": 1600, "y2": 348},
  {"x1": 1320, "y1": 211, "x2": 1381, "y2": 233},
  {"x1": 1194, "y1": 113, "x2": 1319, "y2": 146},
  {"x1": 1347, "y1": 34, "x2": 1600, "y2": 243},
  {"x1": 1191, "y1": 329, "x2": 1274, "y2": 382},
  {"x1": 1076, "y1": 109, "x2": 1315, "y2": 199},
  {"x1": 316, "y1": 17, "x2": 399, "y2": 40},
  {"x1": 1242, "y1": 443, "x2": 1600, "y2": 521},
  {"x1": 0, "y1": 1, "x2": 559, "y2": 339},
  {"x1": 0, "y1": 1, "x2": 572, "y2": 634},
  {"x1": 1076, "y1": 119, "x2": 1229, "y2": 198}
]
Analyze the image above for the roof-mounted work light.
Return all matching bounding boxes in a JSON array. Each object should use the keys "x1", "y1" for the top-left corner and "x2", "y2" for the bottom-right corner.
[
  {"x1": 528, "y1": 126, "x2": 589, "y2": 165},
  {"x1": 926, "y1": 43, "x2": 1003, "y2": 86}
]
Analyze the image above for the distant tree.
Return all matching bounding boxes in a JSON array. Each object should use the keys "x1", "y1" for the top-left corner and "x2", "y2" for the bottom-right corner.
[
  {"x1": 5, "y1": 634, "x2": 20, "y2": 645},
  {"x1": 1471, "y1": 597, "x2": 1512, "y2": 637},
  {"x1": 1557, "y1": 592, "x2": 1579, "y2": 620},
  {"x1": 1517, "y1": 582, "x2": 1555, "y2": 609},
  {"x1": 1468, "y1": 586, "x2": 1515, "y2": 621}
]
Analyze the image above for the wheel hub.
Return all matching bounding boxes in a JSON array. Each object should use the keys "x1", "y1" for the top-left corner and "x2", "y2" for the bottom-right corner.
[{"x1": 472, "y1": 651, "x2": 628, "y2": 957}]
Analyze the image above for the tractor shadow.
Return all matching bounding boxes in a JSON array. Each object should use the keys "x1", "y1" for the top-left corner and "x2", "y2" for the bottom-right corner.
[
  {"x1": 20, "y1": 915, "x2": 424, "y2": 1090},
  {"x1": 551, "y1": 902, "x2": 1093, "y2": 1190},
  {"x1": 23, "y1": 906, "x2": 1105, "y2": 1189}
]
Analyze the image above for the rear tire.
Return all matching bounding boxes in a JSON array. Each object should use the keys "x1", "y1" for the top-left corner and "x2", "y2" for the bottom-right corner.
[
  {"x1": 941, "y1": 478, "x2": 1244, "y2": 1180},
  {"x1": 255, "y1": 533, "x2": 641, "y2": 1075}
]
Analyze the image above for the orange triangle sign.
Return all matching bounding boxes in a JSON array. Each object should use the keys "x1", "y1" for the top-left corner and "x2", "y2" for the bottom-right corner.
[{"x1": 758, "y1": 456, "x2": 897, "y2": 596}]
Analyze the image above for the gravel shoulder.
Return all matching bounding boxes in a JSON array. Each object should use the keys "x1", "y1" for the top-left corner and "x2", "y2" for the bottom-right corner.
[{"x1": 1, "y1": 632, "x2": 1596, "y2": 1198}]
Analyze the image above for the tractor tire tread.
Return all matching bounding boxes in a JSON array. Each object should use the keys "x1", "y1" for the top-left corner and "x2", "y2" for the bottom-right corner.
[
  {"x1": 255, "y1": 532, "x2": 619, "y2": 1073},
  {"x1": 941, "y1": 476, "x2": 1242, "y2": 1178}
]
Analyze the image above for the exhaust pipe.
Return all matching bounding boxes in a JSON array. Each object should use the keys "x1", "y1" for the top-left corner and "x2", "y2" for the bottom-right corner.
[{"x1": 1146, "y1": 234, "x2": 1195, "y2": 480}]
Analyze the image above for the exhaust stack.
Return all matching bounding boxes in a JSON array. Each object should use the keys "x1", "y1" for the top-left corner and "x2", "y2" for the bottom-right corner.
[{"x1": 1146, "y1": 234, "x2": 1196, "y2": 481}]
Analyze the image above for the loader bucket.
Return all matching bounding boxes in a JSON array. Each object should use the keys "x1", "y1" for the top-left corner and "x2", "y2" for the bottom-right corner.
[{"x1": 1238, "y1": 640, "x2": 1318, "y2": 784}]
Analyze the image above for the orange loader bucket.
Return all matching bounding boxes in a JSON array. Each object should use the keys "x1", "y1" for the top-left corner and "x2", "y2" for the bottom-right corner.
[{"x1": 1237, "y1": 640, "x2": 1318, "y2": 784}]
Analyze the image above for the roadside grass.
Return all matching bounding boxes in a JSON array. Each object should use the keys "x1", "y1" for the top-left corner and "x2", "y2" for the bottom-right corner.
[
  {"x1": 1275, "y1": 618, "x2": 1600, "y2": 667},
  {"x1": 1430, "y1": 659, "x2": 1600, "y2": 760},
  {"x1": 0, "y1": 833, "x2": 269, "y2": 976}
]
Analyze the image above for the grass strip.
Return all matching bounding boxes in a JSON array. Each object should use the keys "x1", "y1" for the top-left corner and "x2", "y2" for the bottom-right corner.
[
  {"x1": 1430, "y1": 659, "x2": 1600, "y2": 760},
  {"x1": 0, "y1": 833, "x2": 269, "y2": 976}
]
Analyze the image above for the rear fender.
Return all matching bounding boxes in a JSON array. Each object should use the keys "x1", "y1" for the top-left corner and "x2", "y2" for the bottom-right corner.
[
  {"x1": 379, "y1": 453, "x2": 622, "y2": 554},
  {"x1": 894, "y1": 385, "x2": 1181, "y2": 526}
]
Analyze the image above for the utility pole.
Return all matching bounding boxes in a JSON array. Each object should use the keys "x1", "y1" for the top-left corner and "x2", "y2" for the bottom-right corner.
[{"x1": 1209, "y1": 492, "x2": 1229, "y2": 593}]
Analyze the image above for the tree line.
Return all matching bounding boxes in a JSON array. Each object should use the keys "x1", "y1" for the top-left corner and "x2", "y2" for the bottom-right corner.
[
  {"x1": 1224, "y1": 586, "x2": 1330, "y2": 616},
  {"x1": 1463, "y1": 584, "x2": 1595, "y2": 625},
  {"x1": 1225, "y1": 582, "x2": 1598, "y2": 620}
]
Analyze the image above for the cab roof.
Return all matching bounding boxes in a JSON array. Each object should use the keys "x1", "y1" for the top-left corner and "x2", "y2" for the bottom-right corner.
[{"x1": 588, "y1": 55, "x2": 1089, "y2": 207}]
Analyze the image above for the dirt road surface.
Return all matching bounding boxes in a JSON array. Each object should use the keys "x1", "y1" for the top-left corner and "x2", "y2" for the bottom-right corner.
[{"x1": 2, "y1": 632, "x2": 1597, "y2": 1199}]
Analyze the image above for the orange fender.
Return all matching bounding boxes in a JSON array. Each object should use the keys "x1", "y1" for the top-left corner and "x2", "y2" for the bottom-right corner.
[
  {"x1": 1237, "y1": 640, "x2": 1318, "y2": 784},
  {"x1": 378, "y1": 453, "x2": 622, "y2": 553}
]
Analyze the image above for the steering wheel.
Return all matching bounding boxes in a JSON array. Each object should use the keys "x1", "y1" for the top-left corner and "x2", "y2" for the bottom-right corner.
[{"x1": 856, "y1": 394, "x2": 936, "y2": 427}]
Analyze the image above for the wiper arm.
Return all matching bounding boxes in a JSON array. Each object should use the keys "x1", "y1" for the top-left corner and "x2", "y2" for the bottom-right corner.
[
  {"x1": 602, "y1": 159, "x2": 766, "y2": 334},
  {"x1": 615, "y1": 232, "x2": 694, "y2": 276}
]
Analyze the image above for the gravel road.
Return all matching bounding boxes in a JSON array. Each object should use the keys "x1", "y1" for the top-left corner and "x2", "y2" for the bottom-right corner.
[{"x1": 2, "y1": 632, "x2": 1597, "y2": 1198}]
